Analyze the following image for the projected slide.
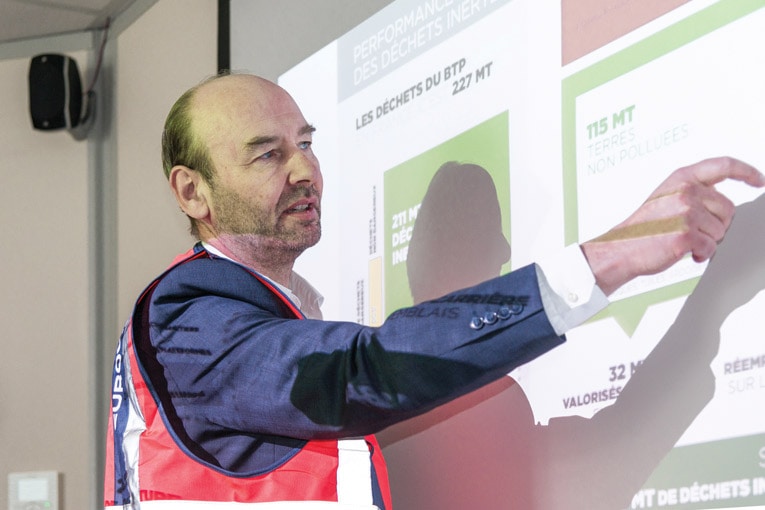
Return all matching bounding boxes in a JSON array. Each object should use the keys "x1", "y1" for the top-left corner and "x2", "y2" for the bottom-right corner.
[{"x1": 232, "y1": 0, "x2": 765, "y2": 508}]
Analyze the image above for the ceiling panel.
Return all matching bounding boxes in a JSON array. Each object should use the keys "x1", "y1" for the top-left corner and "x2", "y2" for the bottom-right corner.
[{"x1": 0, "y1": 0, "x2": 138, "y2": 45}]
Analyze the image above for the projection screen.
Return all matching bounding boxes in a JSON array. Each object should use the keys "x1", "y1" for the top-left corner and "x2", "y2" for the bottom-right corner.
[{"x1": 231, "y1": 1, "x2": 765, "y2": 508}]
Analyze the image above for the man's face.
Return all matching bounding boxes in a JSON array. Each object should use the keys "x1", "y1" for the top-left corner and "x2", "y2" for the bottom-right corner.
[{"x1": 193, "y1": 76, "x2": 323, "y2": 257}]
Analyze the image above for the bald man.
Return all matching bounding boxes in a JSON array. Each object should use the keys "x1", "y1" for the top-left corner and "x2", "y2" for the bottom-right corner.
[{"x1": 104, "y1": 73, "x2": 764, "y2": 509}]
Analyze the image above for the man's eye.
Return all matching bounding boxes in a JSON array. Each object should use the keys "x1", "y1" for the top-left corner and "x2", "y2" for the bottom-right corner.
[
  {"x1": 259, "y1": 150, "x2": 276, "y2": 160},
  {"x1": 298, "y1": 141, "x2": 312, "y2": 150}
]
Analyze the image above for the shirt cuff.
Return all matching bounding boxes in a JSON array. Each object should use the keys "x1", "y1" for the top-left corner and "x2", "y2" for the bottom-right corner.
[{"x1": 535, "y1": 244, "x2": 609, "y2": 335}]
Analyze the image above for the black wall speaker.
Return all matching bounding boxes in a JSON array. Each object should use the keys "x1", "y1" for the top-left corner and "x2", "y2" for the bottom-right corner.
[{"x1": 28, "y1": 54, "x2": 83, "y2": 130}]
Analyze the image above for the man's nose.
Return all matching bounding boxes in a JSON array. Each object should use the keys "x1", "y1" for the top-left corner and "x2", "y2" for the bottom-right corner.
[{"x1": 287, "y1": 150, "x2": 320, "y2": 185}]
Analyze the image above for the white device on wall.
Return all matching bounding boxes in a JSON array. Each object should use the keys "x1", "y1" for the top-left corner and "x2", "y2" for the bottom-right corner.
[{"x1": 8, "y1": 471, "x2": 59, "y2": 510}]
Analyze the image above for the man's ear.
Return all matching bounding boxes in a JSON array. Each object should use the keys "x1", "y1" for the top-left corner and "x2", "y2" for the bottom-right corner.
[{"x1": 169, "y1": 165, "x2": 210, "y2": 222}]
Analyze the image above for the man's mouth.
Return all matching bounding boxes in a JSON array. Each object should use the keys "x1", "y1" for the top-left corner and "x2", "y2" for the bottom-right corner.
[
  {"x1": 283, "y1": 199, "x2": 319, "y2": 218},
  {"x1": 281, "y1": 186, "x2": 321, "y2": 217}
]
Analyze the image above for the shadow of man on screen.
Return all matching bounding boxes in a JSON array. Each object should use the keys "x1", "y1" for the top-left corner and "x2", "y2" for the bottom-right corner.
[
  {"x1": 379, "y1": 166, "x2": 765, "y2": 510},
  {"x1": 405, "y1": 161, "x2": 511, "y2": 304}
]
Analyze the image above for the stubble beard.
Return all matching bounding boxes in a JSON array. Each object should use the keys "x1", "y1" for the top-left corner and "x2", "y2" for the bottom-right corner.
[{"x1": 212, "y1": 183, "x2": 322, "y2": 259}]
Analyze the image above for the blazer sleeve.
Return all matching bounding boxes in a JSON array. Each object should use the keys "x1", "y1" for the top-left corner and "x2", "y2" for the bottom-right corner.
[{"x1": 145, "y1": 256, "x2": 564, "y2": 440}]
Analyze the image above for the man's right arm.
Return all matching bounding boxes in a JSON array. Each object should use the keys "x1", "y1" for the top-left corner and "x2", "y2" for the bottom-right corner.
[{"x1": 146, "y1": 257, "x2": 562, "y2": 442}]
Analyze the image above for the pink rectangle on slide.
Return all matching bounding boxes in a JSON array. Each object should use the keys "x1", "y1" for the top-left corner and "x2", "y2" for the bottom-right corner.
[{"x1": 562, "y1": 0, "x2": 691, "y2": 65}]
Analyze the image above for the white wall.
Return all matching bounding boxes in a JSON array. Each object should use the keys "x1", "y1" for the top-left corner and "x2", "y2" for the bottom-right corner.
[{"x1": 0, "y1": 53, "x2": 91, "y2": 508}]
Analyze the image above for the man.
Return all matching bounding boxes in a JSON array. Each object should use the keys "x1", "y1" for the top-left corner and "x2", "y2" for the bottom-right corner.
[{"x1": 104, "y1": 73, "x2": 763, "y2": 509}]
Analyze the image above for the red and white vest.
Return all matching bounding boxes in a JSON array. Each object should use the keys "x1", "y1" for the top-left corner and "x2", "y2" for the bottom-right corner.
[{"x1": 104, "y1": 250, "x2": 392, "y2": 509}]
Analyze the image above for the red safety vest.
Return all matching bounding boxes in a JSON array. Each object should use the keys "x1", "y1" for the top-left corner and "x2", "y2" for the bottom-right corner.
[{"x1": 104, "y1": 249, "x2": 392, "y2": 509}]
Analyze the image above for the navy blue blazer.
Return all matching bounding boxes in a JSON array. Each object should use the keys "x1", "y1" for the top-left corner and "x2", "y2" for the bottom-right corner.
[{"x1": 133, "y1": 245, "x2": 564, "y2": 473}]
